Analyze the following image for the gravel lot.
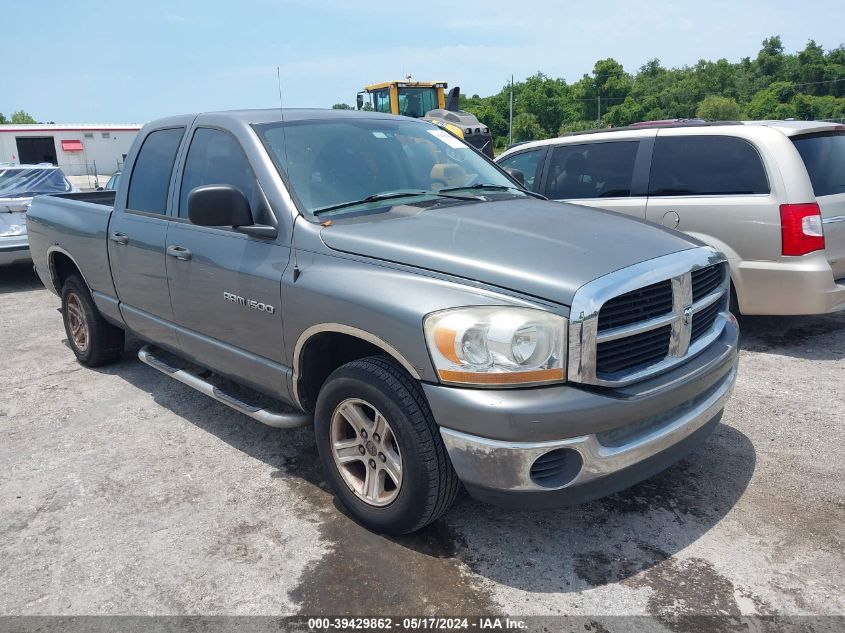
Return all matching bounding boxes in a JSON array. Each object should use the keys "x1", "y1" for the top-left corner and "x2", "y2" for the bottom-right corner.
[{"x1": 1, "y1": 263, "x2": 843, "y2": 627}]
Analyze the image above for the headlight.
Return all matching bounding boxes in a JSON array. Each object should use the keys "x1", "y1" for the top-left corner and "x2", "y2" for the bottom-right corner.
[
  {"x1": 424, "y1": 307, "x2": 567, "y2": 386},
  {"x1": 0, "y1": 223, "x2": 26, "y2": 237}
]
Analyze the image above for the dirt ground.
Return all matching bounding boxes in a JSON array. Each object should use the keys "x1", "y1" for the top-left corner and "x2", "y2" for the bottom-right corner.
[{"x1": 1, "y1": 263, "x2": 842, "y2": 630}]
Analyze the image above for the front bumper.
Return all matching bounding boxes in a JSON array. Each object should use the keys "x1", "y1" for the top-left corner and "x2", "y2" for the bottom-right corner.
[{"x1": 425, "y1": 317, "x2": 738, "y2": 509}]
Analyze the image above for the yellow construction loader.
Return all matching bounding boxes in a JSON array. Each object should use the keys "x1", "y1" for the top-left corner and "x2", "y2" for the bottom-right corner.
[{"x1": 357, "y1": 79, "x2": 494, "y2": 158}]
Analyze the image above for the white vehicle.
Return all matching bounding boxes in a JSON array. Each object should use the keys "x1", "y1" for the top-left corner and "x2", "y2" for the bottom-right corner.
[
  {"x1": 496, "y1": 120, "x2": 845, "y2": 315},
  {"x1": 0, "y1": 164, "x2": 77, "y2": 266}
]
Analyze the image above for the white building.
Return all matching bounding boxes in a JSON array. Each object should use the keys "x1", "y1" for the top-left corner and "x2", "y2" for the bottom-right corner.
[{"x1": 0, "y1": 124, "x2": 142, "y2": 176}]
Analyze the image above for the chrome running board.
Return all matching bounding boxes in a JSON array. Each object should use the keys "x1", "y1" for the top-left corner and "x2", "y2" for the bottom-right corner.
[{"x1": 138, "y1": 345, "x2": 312, "y2": 429}]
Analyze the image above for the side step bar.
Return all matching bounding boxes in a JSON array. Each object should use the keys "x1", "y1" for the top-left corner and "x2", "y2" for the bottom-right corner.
[{"x1": 138, "y1": 345, "x2": 312, "y2": 429}]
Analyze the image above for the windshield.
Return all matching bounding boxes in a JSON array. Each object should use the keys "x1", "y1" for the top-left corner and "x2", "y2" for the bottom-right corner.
[
  {"x1": 397, "y1": 87, "x2": 439, "y2": 118},
  {"x1": 255, "y1": 117, "x2": 519, "y2": 218},
  {"x1": 0, "y1": 167, "x2": 72, "y2": 198}
]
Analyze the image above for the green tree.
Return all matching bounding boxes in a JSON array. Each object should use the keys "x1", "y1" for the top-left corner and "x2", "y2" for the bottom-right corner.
[
  {"x1": 756, "y1": 36, "x2": 785, "y2": 79},
  {"x1": 427, "y1": 36, "x2": 845, "y2": 140},
  {"x1": 10, "y1": 110, "x2": 37, "y2": 124},
  {"x1": 745, "y1": 89, "x2": 779, "y2": 119},
  {"x1": 331, "y1": 103, "x2": 352, "y2": 110},
  {"x1": 0, "y1": 112, "x2": 7, "y2": 124},
  {"x1": 512, "y1": 112, "x2": 544, "y2": 142},
  {"x1": 696, "y1": 95, "x2": 742, "y2": 120}
]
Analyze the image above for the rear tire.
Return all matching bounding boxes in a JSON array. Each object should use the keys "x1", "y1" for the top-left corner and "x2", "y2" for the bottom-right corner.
[
  {"x1": 314, "y1": 356, "x2": 459, "y2": 534},
  {"x1": 61, "y1": 274, "x2": 124, "y2": 367}
]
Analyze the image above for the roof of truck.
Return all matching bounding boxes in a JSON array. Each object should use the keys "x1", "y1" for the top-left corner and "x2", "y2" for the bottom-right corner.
[{"x1": 204, "y1": 108, "x2": 402, "y2": 123}]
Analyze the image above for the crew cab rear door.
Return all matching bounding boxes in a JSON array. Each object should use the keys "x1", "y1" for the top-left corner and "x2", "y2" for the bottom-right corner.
[
  {"x1": 165, "y1": 125, "x2": 292, "y2": 399},
  {"x1": 108, "y1": 123, "x2": 187, "y2": 349},
  {"x1": 792, "y1": 129, "x2": 845, "y2": 279}
]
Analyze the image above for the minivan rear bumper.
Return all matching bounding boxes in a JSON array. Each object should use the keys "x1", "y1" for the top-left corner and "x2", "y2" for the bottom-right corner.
[
  {"x1": 733, "y1": 252, "x2": 845, "y2": 315},
  {"x1": 425, "y1": 317, "x2": 738, "y2": 509}
]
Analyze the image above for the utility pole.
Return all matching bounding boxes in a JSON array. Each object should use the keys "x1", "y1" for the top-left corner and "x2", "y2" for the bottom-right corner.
[
  {"x1": 508, "y1": 75, "x2": 514, "y2": 147},
  {"x1": 597, "y1": 95, "x2": 601, "y2": 122}
]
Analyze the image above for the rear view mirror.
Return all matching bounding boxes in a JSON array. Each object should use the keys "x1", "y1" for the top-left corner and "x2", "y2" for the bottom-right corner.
[
  {"x1": 188, "y1": 184, "x2": 253, "y2": 227},
  {"x1": 504, "y1": 167, "x2": 525, "y2": 186}
]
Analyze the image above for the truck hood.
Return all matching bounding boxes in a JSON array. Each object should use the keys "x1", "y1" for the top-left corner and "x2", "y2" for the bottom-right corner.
[{"x1": 320, "y1": 198, "x2": 698, "y2": 306}]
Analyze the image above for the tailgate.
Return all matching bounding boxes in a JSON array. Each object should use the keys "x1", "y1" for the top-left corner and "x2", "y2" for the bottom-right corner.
[{"x1": 792, "y1": 131, "x2": 845, "y2": 278}]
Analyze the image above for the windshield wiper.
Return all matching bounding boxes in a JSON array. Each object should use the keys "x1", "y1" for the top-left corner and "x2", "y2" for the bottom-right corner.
[
  {"x1": 439, "y1": 184, "x2": 547, "y2": 200},
  {"x1": 313, "y1": 190, "x2": 476, "y2": 216}
]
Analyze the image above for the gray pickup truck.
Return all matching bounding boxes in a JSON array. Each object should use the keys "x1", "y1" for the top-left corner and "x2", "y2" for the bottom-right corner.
[{"x1": 27, "y1": 109, "x2": 739, "y2": 534}]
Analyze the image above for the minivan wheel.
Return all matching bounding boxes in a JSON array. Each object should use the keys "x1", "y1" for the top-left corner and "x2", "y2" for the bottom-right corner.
[
  {"x1": 314, "y1": 356, "x2": 459, "y2": 534},
  {"x1": 61, "y1": 274, "x2": 124, "y2": 367}
]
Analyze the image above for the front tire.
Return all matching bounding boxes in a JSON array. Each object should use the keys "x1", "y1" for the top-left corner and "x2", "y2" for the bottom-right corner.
[
  {"x1": 61, "y1": 274, "x2": 124, "y2": 367},
  {"x1": 314, "y1": 356, "x2": 459, "y2": 534}
]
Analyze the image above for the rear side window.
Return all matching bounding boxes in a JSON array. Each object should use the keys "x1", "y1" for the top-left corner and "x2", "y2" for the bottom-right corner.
[
  {"x1": 178, "y1": 128, "x2": 258, "y2": 219},
  {"x1": 792, "y1": 131, "x2": 845, "y2": 198},
  {"x1": 497, "y1": 149, "x2": 544, "y2": 192},
  {"x1": 544, "y1": 141, "x2": 638, "y2": 200},
  {"x1": 127, "y1": 127, "x2": 185, "y2": 214},
  {"x1": 649, "y1": 135, "x2": 769, "y2": 196}
]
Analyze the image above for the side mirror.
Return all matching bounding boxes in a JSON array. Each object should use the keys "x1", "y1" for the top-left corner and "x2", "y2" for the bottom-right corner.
[
  {"x1": 188, "y1": 184, "x2": 254, "y2": 227},
  {"x1": 504, "y1": 167, "x2": 525, "y2": 186},
  {"x1": 187, "y1": 184, "x2": 278, "y2": 239},
  {"x1": 356, "y1": 93, "x2": 364, "y2": 110}
]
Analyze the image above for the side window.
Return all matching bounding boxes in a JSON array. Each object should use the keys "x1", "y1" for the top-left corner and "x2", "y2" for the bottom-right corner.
[
  {"x1": 498, "y1": 149, "x2": 544, "y2": 192},
  {"x1": 649, "y1": 135, "x2": 769, "y2": 196},
  {"x1": 127, "y1": 127, "x2": 185, "y2": 214},
  {"x1": 544, "y1": 141, "x2": 639, "y2": 200},
  {"x1": 178, "y1": 128, "x2": 258, "y2": 220}
]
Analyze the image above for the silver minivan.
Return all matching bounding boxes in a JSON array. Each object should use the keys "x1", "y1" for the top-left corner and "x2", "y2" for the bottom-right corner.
[{"x1": 497, "y1": 121, "x2": 845, "y2": 315}]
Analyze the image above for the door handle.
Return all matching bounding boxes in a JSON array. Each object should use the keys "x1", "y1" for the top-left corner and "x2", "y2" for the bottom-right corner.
[
  {"x1": 110, "y1": 232, "x2": 129, "y2": 245},
  {"x1": 166, "y1": 245, "x2": 192, "y2": 261}
]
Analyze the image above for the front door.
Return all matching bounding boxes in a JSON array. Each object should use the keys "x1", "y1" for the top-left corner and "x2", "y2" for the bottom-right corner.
[
  {"x1": 108, "y1": 126, "x2": 185, "y2": 348},
  {"x1": 165, "y1": 127, "x2": 291, "y2": 398}
]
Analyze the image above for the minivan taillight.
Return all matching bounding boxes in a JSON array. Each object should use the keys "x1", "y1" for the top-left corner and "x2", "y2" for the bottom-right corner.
[{"x1": 780, "y1": 203, "x2": 825, "y2": 256}]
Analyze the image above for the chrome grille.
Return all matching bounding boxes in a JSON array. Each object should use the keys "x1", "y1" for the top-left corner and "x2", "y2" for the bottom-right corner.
[
  {"x1": 596, "y1": 325, "x2": 671, "y2": 375},
  {"x1": 567, "y1": 248, "x2": 730, "y2": 387},
  {"x1": 597, "y1": 280, "x2": 673, "y2": 331},
  {"x1": 691, "y1": 296, "x2": 725, "y2": 343},
  {"x1": 692, "y1": 263, "x2": 726, "y2": 302}
]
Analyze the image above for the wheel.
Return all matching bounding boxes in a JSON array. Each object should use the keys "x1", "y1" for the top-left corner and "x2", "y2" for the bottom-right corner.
[
  {"x1": 61, "y1": 274, "x2": 124, "y2": 367},
  {"x1": 314, "y1": 356, "x2": 459, "y2": 534}
]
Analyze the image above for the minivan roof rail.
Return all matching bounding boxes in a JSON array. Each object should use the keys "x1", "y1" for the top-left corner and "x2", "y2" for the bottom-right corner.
[{"x1": 559, "y1": 119, "x2": 744, "y2": 137}]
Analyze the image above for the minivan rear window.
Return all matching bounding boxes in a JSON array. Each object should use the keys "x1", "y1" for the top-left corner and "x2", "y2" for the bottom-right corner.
[
  {"x1": 792, "y1": 131, "x2": 845, "y2": 198},
  {"x1": 649, "y1": 135, "x2": 769, "y2": 196}
]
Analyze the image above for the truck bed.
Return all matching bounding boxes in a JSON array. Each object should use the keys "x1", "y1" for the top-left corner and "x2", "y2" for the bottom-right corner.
[{"x1": 27, "y1": 191, "x2": 117, "y2": 300}]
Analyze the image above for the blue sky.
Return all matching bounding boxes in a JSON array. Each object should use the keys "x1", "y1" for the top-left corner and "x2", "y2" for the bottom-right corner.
[{"x1": 5, "y1": 0, "x2": 844, "y2": 123}]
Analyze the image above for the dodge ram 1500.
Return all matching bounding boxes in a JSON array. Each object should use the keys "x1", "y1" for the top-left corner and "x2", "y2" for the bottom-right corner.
[{"x1": 27, "y1": 109, "x2": 738, "y2": 534}]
